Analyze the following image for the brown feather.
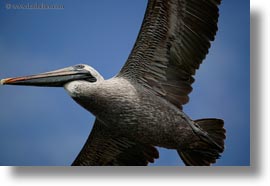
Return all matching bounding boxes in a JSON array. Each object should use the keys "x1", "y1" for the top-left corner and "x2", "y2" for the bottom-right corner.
[
  {"x1": 72, "y1": 120, "x2": 159, "y2": 166},
  {"x1": 117, "y1": 0, "x2": 221, "y2": 110}
]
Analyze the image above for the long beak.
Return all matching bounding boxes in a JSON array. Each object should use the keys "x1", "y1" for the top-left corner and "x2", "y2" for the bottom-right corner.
[{"x1": 0, "y1": 67, "x2": 96, "y2": 87}]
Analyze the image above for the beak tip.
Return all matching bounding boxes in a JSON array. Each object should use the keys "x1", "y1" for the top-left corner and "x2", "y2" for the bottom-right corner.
[{"x1": 0, "y1": 78, "x2": 7, "y2": 85}]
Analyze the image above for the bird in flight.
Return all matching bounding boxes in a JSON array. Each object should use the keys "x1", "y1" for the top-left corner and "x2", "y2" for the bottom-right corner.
[{"x1": 1, "y1": 0, "x2": 225, "y2": 166}]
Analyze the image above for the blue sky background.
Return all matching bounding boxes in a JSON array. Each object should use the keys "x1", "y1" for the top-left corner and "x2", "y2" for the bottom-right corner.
[{"x1": 0, "y1": 0, "x2": 250, "y2": 166}]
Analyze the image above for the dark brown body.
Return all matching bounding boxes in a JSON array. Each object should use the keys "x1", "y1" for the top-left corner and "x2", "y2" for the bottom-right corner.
[{"x1": 67, "y1": 78, "x2": 196, "y2": 150}]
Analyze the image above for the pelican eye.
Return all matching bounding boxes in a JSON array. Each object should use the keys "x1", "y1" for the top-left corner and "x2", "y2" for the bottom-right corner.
[{"x1": 74, "y1": 64, "x2": 85, "y2": 69}]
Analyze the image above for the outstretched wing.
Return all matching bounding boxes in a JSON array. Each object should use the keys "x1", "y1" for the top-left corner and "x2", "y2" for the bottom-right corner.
[
  {"x1": 72, "y1": 120, "x2": 159, "y2": 166},
  {"x1": 117, "y1": 0, "x2": 221, "y2": 109}
]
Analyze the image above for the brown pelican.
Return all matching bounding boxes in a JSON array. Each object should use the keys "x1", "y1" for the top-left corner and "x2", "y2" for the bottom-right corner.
[{"x1": 1, "y1": 0, "x2": 225, "y2": 166}]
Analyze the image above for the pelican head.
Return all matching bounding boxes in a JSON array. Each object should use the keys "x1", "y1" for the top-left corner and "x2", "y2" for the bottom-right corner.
[{"x1": 0, "y1": 64, "x2": 103, "y2": 87}]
